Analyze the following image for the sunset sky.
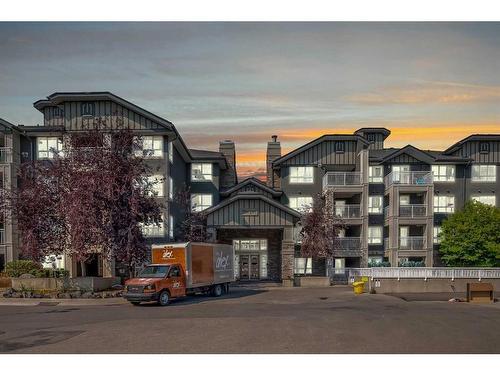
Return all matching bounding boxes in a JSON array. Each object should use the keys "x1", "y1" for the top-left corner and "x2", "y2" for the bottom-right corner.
[{"x1": 1, "y1": 22, "x2": 499, "y2": 178}]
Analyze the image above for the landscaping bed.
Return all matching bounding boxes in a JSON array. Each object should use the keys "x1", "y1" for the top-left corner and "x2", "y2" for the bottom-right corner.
[{"x1": 2, "y1": 287, "x2": 123, "y2": 299}]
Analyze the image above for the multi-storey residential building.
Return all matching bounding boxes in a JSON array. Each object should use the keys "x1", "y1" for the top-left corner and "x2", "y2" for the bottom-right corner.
[{"x1": 1, "y1": 92, "x2": 499, "y2": 284}]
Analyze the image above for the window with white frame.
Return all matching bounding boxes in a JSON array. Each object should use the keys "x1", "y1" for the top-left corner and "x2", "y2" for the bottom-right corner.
[
  {"x1": 368, "y1": 226, "x2": 383, "y2": 244},
  {"x1": 136, "y1": 136, "x2": 163, "y2": 158},
  {"x1": 294, "y1": 257, "x2": 312, "y2": 275},
  {"x1": 471, "y1": 195, "x2": 496, "y2": 206},
  {"x1": 434, "y1": 195, "x2": 455, "y2": 213},
  {"x1": 433, "y1": 226, "x2": 442, "y2": 244},
  {"x1": 368, "y1": 196, "x2": 383, "y2": 214},
  {"x1": 191, "y1": 194, "x2": 213, "y2": 211},
  {"x1": 169, "y1": 215, "x2": 174, "y2": 239},
  {"x1": 368, "y1": 166, "x2": 383, "y2": 183},
  {"x1": 472, "y1": 165, "x2": 496, "y2": 182},
  {"x1": 169, "y1": 177, "x2": 173, "y2": 200},
  {"x1": 147, "y1": 175, "x2": 164, "y2": 197},
  {"x1": 141, "y1": 219, "x2": 164, "y2": 238},
  {"x1": 168, "y1": 141, "x2": 173, "y2": 163},
  {"x1": 37, "y1": 137, "x2": 63, "y2": 159},
  {"x1": 431, "y1": 165, "x2": 455, "y2": 182},
  {"x1": 289, "y1": 196, "x2": 313, "y2": 212},
  {"x1": 289, "y1": 166, "x2": 314, "y2": 184},
  {"x1": 191, "y1": 163, "x2": 213, "y2": 181}
]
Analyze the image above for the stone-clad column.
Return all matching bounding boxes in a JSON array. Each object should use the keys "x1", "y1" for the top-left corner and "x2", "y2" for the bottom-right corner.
[{"x1": 281, "y1": 240, "x2": 295, "y2": 287}]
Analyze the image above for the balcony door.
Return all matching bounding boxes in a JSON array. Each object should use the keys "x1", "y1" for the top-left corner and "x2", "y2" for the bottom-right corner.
[
  {"x1": 393, "y1": 165, "x2": 410, "y2": 184},
  {"x1": 335, "y1": 200, "x2": 346, "y2": 217},
  {"x1": 399, "y1": 226, "x2": 409, "y2": 249}
]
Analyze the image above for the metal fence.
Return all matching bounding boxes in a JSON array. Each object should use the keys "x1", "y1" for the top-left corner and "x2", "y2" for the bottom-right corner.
[{"x1": 348, "y1": 267, "x2": 500, "y2": 281}]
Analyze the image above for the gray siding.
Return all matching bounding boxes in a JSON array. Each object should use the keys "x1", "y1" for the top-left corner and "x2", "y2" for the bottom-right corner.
[
  {"x1": 207, "y1": 198, "x2": 296, "y2": 227},
  {"x1": 229, "y1": 183, "x2": 274, "y2": 199},
  {"x1": 280, "y1": 140, "x2": 359, "y2": 166},
  {"x1": 451, "y1": 140, "x2": 500, "y2": 163}
]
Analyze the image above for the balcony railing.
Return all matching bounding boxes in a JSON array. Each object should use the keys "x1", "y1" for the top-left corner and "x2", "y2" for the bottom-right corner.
[
  {"x1": 333, "y1": 237, "x2": 362, "y2": 256},
  {"x1": 399, "y1": 236, "x2": 426, "y2": 250},
  {"x1": 349, "y1": 267, "x2": 500, "y2": 281},
  {"x1": 323, "y1": 172, "x2": 362, "y2": 188},
  {"x1": 334, "y1": 204, "x2": 362, "y2": 218},
  {"x1": 384, "y1": 171, "x2": 433, "y2": 186},
  {"x1": 399, "y1": 204, "x2": 427, "y2": 217},
  {"x1": 0, "y1": 147, "x2": 12, "y2": 163}
]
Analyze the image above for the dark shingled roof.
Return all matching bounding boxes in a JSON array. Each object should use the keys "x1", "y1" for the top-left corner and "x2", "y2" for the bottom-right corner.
[{"x1": 188, "y1": 148, "x2": 225, "y2": 159}]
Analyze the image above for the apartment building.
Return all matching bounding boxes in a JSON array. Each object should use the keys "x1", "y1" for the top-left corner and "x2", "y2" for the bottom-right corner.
[{"x1": 1, "y1": 92, "x2": 498, "y2": 283}]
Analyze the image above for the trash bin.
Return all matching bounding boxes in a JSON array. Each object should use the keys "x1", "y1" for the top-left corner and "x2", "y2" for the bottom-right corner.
[{"x1": 352, "y1": 281, "x2": 365, "y2": 295}]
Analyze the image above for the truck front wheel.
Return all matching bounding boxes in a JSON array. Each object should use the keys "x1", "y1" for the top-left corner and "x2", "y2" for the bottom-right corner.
[
  {"x1": 211, "y1": 284, "x2": 223, "y2": 297},
  {"x1": 158, "y1": 290, "x2": 170, "y2": 306}
]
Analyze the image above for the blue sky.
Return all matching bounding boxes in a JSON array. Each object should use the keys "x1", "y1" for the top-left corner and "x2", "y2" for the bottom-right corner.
[{"x1": 1, "y1": 22, "x2": 499, "y2": 177}]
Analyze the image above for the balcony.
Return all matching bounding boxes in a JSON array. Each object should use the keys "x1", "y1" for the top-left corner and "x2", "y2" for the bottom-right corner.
[
  {"x1": 334, "y1": 204, "x2": 362, "y2": 219},
  {"x1": 399, "y1": 236, "x2": 426, "y2": 250},
  {"x1": 323, "y1": 172, "x2": 362, "y2": 188},
  {"x1": 399, "y1": 204, "x2": 427, "y2": 217},
  {"x1": 0, "y1": 147, "x2": 12, "y2": 163},
  {"x1": 333, "y1": 237, "x2": 362, "y2": 257},
  {"x1": 384, "y1": 171, "x2": 433, "y2": 187}
]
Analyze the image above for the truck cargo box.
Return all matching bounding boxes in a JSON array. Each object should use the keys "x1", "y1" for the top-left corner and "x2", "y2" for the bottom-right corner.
[{"x1": 151, "y1": 242, "x2": 234, "y2": 288}]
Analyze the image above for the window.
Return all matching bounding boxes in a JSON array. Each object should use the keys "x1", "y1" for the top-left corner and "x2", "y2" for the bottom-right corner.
[
  {"x1": 368, "y1": 196, "x2": 383, "y2": 214},
  {"x1": 335, "y1": 142, "x2": 345, "y2": 153},
  {"x1": 233, "y1": 239, "x2": 267, "y2": 251},
  {"x1": 368, "y1": 226, "x2": 383, "y2": 244},
  {"x1": 431, "y1": 165, "x2": 455, "y2": 182},
  {"x1": 191, "y1": 163, "x2": 213, "y2": 181},
  {"x1": 480, "y1": 142, "x2": 490, "y2": 153},
  {"x1": 433, "y1": 226, "x2": 442, "y2": 244},
  {"x1": 369, "y1": 166, "x2": 383, "y2": 183},
  {"x1": 147, "y1": 175, "x2": 164, "y2": 197},
  {"x1": 434, "y1": 195, "x2": 455, "y2": 213},
  {"x1": 37, "y1": 137, "x2": 63, "y2": 159},
  {"x1": 294, "y1": 257, "x2": 312, "y2": 275},
  {"x1": 289, "y1": 196, "x2": 313, "y2": 212},
  {"x1": 52, "y1": 107, "x2": 63, "y2": 118},
  {"x1": 140, "y1": 136, "x2": 163, "y2": 158},
  {"x1": 289, "y1": 166, "x2": 314, "y2": 184},
  {"x1": 169, "y1": 215, "x2": 174, "y2": 239},
  {"x1": 168, "y1": 176, "x2": 173, "y2": 200},
  {"x1": 168, "y1": 141, "x2": 173, "y2": 163},
  {"x1": 141, "y1": 220, "x2": 164, "y2": 238},
  {"x1": 81, "y1": 102, "x2": 95, "y2": 116},
  {"x1": 471, "y1": 195, "x2": 496, "y2": 206},
  {"x1": 367, "y1": 134, "x2": 376, "y2": 143},
  {"x1": 472, "y1": 165, "x2": 496, "y2": 182},
  {"x1": 191, "y1": 194, "x2": 213, "y2": 211}
]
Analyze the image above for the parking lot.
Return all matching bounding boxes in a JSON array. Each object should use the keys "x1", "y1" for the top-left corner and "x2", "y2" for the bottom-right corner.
[{"x1": 0, "y1": 285, "x2": 499, "y2": 354}]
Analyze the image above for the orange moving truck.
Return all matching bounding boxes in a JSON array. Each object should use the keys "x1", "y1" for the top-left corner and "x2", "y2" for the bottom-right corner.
[{"x1": 123, "y1": 242, "x2": 234, "y2": 306}]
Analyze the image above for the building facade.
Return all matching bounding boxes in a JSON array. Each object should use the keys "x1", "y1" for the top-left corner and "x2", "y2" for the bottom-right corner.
[{"x1": 1, "y1": 92, "x2": 499, "y2": 283}]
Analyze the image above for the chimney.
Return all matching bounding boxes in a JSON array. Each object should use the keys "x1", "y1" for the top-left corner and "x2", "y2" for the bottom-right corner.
[
  {"x1": 266, "y1": 135, "x2": 281, "y2": 188},
  {"x1": 219, "y1": 140, "x2": 237, "y2": 188}
]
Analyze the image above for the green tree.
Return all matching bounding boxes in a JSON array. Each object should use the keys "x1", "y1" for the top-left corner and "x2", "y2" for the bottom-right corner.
[{"x1": 439, "y1": 201, "x2": 500, "y2": 267}]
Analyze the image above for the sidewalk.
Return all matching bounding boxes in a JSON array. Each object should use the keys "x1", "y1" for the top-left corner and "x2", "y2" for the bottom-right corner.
[{"x1": 0, "y1": 297, "x2": 128, "y2": 307}]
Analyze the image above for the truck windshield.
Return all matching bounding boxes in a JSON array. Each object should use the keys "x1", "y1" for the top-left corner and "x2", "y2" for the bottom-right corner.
[{"x1": 138, "y1": 265, "x2": 170, "y2": 278}]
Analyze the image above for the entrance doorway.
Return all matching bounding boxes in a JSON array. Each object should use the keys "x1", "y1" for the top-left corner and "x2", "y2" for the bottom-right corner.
[
  {"x1": 233, "y1": 239, "x2": 268, "y2": 280},
  {"x1": 239, "y1": 254, "x2": 260, "y2": 280}
]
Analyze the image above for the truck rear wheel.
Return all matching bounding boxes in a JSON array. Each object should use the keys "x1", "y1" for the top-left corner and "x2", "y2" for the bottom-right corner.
[
  {"x1": 211, "y1": 284, "x2": 223, "y2": 297},
  {"x1": 158, "y1": 290, "x2": 170, "y2": 306}
]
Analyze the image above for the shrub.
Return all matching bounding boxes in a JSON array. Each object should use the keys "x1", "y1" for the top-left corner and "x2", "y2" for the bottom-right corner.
[
  {"x1": 398, "y1": 260, "x2": 425, "y2": 267},
  {"x1": 368, "y1": 260, "x2": 391, "y2": 267},
  {"x1": 4, "y1": 260, "x2": 43, "y2": 277}
]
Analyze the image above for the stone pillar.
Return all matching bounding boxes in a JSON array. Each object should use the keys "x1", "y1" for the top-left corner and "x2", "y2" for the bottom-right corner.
[{"x1": 281, "y1": 240, "x2": 295, "y2": 287}]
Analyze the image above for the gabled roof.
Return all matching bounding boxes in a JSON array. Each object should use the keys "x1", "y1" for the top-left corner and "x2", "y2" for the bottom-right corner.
[
  {"x1": 220, "y1": 177, "x2": 282, "y2": 197},
  {"x1": 369, "y1": 145, "x2": 471, "y2": 164},
  {"x1": 272, "y1": 134, "x2": 370, "y2": 166},
  {"x1": 189, "y1": 149, "x2": 225, "y2": 160},
  {"x1": 33, "y1": 92, "x2": 175, "y2": 130},
  {"x1": 443, "y1": 134, "x2": 500, "y2": 155},
  {"x1": 354, "y1": 127, "x2": 391, "y2": 139},
  {"x1": 378, "y1": 145, "x2": 436, "y2": 164},
  {"x1": 204, "y1": 193, "x2": 301, "y2": 219},
  {"x1": 0, "y1": 118, "x2": 19, "y2": 132}
]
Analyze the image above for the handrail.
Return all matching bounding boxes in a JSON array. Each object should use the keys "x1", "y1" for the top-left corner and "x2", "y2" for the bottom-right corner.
[{"x1": 348, "y1": 267, "x2": 500, "y2": 281}]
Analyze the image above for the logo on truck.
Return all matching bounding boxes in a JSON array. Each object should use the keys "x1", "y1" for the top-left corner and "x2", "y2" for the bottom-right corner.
[
  {"x1": 162, "y1": 249, "x2": 174, "y2": 259},
  {"x1": 215, "y1": 251, "x2": 230, "y2": 271}
]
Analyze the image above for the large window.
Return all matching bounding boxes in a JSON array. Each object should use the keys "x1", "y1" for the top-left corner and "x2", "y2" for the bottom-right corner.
[
  {"x1": 289, "y1": 166, "x2": 314, "y2": 184},
  {"x1": 472, "y1": 165, "x2": 496, "y2": 182},
  {"x1": 433, "y1": 226, "x2": 442, "y2": 244},
  {"x1": 136, "y1": 136, "x2": 163, "y2": 158},
  {"x1": 37, "y1": 137, "x2": 63, "y2": 159},
  {"x1": 289, "y1": 196, "x2": 313, "y2": 212},
  {"x1": 169, "y1": 176, "x2": 173, "y2": 201},
  {"x1": 368, "y1": 226, "x2": 383, "y2": 244},
  {"x1": 191, "y1": 194, "x2": 213, "y2": 211},
  {"x1": 294, "y1": 257, "x2": 312, "y2": 275},
  {"x1": 471, "y1": 195, "x2": 496, "y2": 206},
  {"x1": 168, "y1": 141, "x2": 173, "y2": 163},
  {"x1": 434, "y1": 195, "x2": 455, "y2": 213},
  {"x1": 368, "y1": 196, "x2": 383, "y2": 214},
  {"x1": 147, "y1": 175, "x2": 164, "y2": 197},
  {"x1": 191, "y1": 163, "x2": 213, "y2": 181},
  {"x1": 141, "y1": 220, "x2": 165, "y2": 238},
  {"x1": 368, "y1": 166, "x2": 383, "y2": 183},
  {"x1": 432, "y1": 165, "x2": 455, "y2": 182}
]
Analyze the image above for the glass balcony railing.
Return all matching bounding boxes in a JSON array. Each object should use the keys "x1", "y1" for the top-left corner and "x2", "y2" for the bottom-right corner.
[
  {"x1": 334, "y1": 204, "x2": 362, "y2": 218},
  {"x1": 323, "y1": 172, "x2": 362, "y2": 188},
  {"x1": 384, "y1": 171, "x2": 433, "y2": 186}
]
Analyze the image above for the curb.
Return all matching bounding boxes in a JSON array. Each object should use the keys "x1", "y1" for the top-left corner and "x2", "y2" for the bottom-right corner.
[{"x1": 0, "y1": 298, "x2": 127, "y2": 307}]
